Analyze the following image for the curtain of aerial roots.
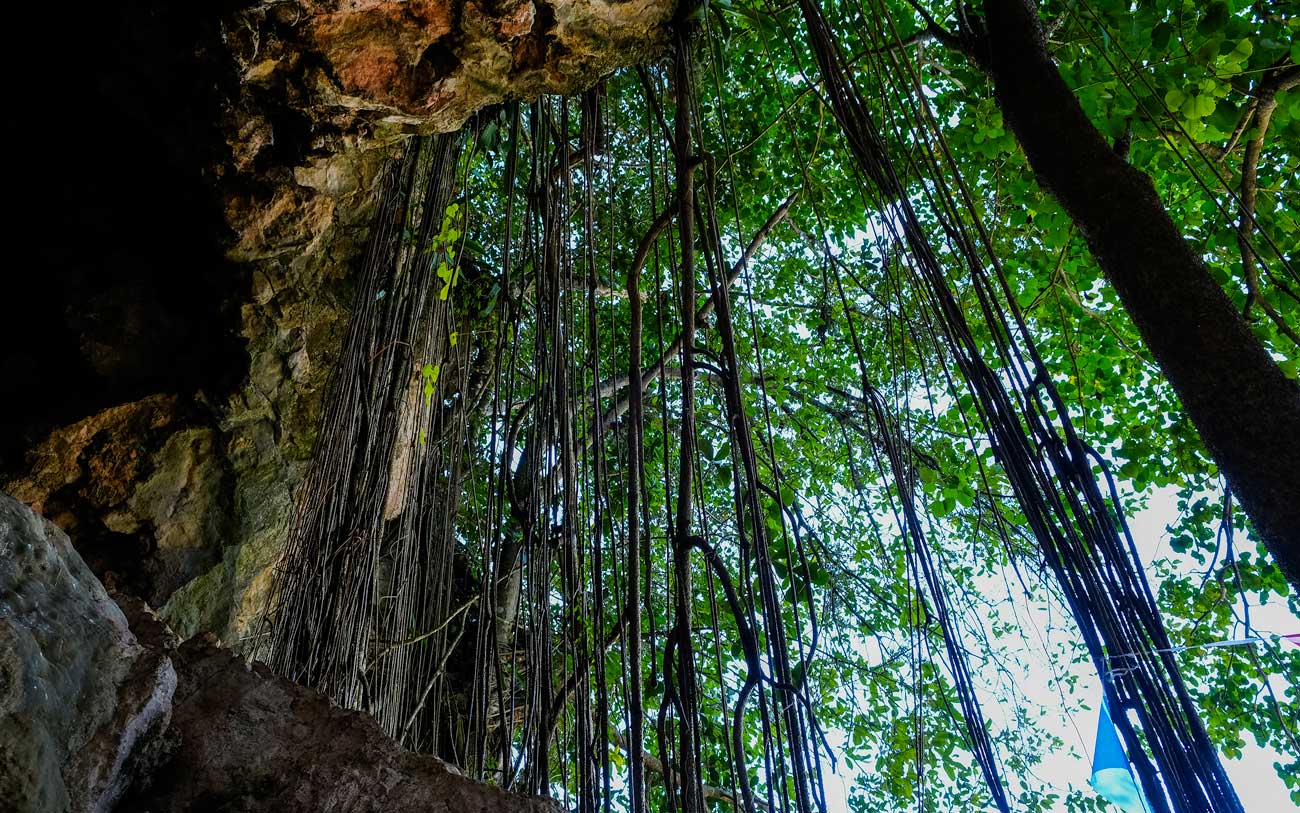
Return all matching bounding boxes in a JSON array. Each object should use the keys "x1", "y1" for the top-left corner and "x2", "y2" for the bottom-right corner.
[
  {"x1": 261, "y1": 9, "x2": 1244, "y2": 813},
  {"x1": 791, "y1": 0, "x2": 1242, "y2": 811},
  {"x1": 263, "y1": 40, "x2": 828, "y2": 813},
  {"x1": 480, "y1": 42, "x2": 827, "y2": 810},
  {"x1": 266, "y1": 132, "x2": 478, "y2": 750}
]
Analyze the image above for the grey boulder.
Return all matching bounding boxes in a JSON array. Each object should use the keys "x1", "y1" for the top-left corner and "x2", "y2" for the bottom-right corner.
[{"x1": 0, "y1": 491, "x2": 175, "y2": 812}]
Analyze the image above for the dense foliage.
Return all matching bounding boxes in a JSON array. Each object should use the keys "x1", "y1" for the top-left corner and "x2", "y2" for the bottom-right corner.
[{"x1": 349, "y1": 1, "x2": 1300, "y2": 809}]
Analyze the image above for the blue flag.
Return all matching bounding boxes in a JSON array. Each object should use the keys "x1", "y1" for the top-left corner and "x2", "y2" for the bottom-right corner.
[{"x1": 1090, "y1": 698, "x2": 1151, "y2": 813}]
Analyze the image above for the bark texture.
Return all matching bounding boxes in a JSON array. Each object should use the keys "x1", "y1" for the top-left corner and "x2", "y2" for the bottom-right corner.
[{"x1": 981, "y1": 0, "x2": 1300, "y2": 587}]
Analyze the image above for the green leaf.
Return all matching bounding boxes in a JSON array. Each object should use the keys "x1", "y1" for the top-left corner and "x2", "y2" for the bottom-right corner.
[
  {"x1": 1151, "y1": 22, "x2": 1174, "y2": 51},
  {"x1": 421, "y1": 363, "x2": 441, "y2": 405},
  {"x1": 1198, "y1": 3, "x2": 1228, "y2": 37}
]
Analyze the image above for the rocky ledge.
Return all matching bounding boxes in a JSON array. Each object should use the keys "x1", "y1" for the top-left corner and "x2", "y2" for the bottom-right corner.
[{"x1": 0, "y1": 491, "x2": 557, "y2": 812}]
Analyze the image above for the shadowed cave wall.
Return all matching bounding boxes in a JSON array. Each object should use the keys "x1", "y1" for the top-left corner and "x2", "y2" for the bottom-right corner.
[{"x1": 3, "y1": 1, "x2": 246, "y2": 468}]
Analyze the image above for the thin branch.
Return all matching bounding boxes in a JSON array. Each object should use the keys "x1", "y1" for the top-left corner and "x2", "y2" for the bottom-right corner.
[
  {"x1": 365, "y1": 596, "x2": 478, "y2": 672},
  {"x1": 866, "y1": 23, "x2": 959, "y2": 55},
  {"x1": 1216, "y1": 96, "x2": 1261, "y2": 161},
  {"x1": 609, "y1": 732, "x2": 771, "y2": 812},
  {"x1": 899, "y1": 0, "x2": 968, "y2": 54},
  {"x1": 1237, "y1": 61, "x2": 1300, "y2": 346},
  {"x1": 597, "y1": 191, "x2": 800, "y2": 437}
]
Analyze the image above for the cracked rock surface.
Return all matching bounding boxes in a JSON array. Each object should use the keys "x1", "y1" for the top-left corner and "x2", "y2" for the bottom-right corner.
[{"x1": 228, "y1": 0, "x2": 672, "y2": 138}]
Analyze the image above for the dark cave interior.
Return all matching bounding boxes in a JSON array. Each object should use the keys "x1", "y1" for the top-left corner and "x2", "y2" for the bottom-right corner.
[{"x1": 2, "y1": 1, "x2": 248, "y2": 473}]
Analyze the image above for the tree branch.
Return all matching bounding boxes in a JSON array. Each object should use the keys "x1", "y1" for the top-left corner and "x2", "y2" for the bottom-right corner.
[
  {"x1": 609, "y1": 732, "x2": 771, "y2": 812},
  {"x1": 596, "y1": 191, "x2": 799, "y2": 438},
  {"x1": 981, "y1": 0, "x2": 1300, "y2": 592},
  {"x1": 1236, "y1": 61, "x2": 1300, "y2": 346}
]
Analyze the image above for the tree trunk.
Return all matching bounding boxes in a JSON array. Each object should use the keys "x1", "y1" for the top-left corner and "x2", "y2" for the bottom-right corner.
[{"x1": 981, "y1": 0, "x2": 1300, "y2": 588}]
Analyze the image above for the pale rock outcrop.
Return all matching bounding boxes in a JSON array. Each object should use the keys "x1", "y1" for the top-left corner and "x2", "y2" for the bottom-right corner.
[{"x1": 0, "y1": 492, "x2": 175, "y2": 812}]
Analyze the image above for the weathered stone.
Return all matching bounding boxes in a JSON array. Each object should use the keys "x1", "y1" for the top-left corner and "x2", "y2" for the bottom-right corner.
[
  {"x1": 124, "y1": 635, "x2": 561, "y2": 812},
  {"x1": 4, "y1": 397, "x2": 230, "y2": 608},
  {"x1": 223, "y1": 0, "x2": 670, "y2": 141},
  {"x1": 6, "y1": 396, "x2": 181, "y2": 523},
  {"x1": 113, "y1": 592, "x2": 183, "y2": 654},
  {"x1": 0, "y1": 491, "x2": 175, "y2": 813},
  {"x1": 1, "y1": 492, "x2": 558, "y2": 812}
]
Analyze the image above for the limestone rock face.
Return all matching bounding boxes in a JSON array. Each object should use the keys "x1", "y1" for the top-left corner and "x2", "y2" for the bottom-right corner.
[
  {"x1": 0, "y1": 493, "x2": 557, "y2": 812},
  {"x1": 0, "y1": 492, "x2": 175, "y2": 813},
  {"x1": 5, "y1": 395, "x2": 230, "y2": 608},
  {"x1": 227, "y1": 0, "x2": 672, "y2": 140},
  {"x1": 220, "y1": 0, "x2": 674, "y2": 267}
]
